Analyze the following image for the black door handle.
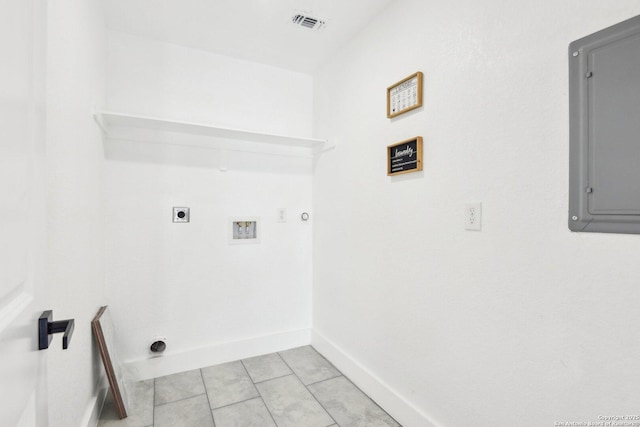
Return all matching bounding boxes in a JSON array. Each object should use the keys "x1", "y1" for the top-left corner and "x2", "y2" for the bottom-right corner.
[{"x1": 38, "y1": 310, "x2": 75, "y2": 350}]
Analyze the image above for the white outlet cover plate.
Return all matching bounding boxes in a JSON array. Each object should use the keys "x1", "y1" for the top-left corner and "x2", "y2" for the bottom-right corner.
[{"x1": 465, "y1": 203, "x2": 482, "y2": 231}]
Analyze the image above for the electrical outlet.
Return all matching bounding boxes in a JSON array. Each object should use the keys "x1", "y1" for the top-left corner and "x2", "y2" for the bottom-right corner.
[
  {"x1": 465, "y1": 203, "x2": 482, "y2": 231},
  {"x1": 173, "y1": 207, "x2": 190, "y2": 223}
]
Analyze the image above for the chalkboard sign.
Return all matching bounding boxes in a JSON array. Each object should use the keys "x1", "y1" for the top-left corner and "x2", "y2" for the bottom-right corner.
[{"x1": 387, "y1": 137, "x2": 423, "y2": 176}]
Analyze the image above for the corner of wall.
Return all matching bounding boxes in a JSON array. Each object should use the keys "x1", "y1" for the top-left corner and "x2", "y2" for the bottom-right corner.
[{"x1": 311, "y1": 329, "x2": 442, "y2": 427}]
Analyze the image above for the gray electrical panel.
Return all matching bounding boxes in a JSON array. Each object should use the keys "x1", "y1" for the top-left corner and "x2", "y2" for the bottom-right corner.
[{"x1": 569, "y1": 15, "x2": 640, "y2": 234}]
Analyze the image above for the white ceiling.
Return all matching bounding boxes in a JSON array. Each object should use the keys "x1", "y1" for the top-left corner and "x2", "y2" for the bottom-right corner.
[{"x1": 103, "y1": 0, "x2": 395, "y2": 73}]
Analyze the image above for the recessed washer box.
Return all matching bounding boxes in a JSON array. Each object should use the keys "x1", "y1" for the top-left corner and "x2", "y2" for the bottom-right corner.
[
  {"x1": 229, "y1": 217, "x2": 260, "y2": 244},
  {"x1": 569, "y1": 14, "x2": 640, "y2": 234}
]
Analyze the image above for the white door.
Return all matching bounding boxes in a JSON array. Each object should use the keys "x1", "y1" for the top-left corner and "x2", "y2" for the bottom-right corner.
[{"x1": 0, "y1": 0, "x2": 49, "y2": 425}]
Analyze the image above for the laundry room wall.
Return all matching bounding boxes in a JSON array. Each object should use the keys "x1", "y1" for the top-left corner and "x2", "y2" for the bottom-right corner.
[
  {"x1": 312, "y1": 1, "x2": 640, "y2": 426},
  {"x1": 104, "y1": 32, "x2": 315, "y2": 378}
]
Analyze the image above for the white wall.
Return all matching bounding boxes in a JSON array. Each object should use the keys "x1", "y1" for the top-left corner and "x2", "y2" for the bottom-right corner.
[
  {"x1": 105, "y1": 32, "x2": 314, "y2": 377},
  {"x1": 312, "y1": 1, "x2": 640, "y2": 426},
  {"x1": 45, "y1": 0, "x2": 107, "y2": 426},
  {"x1": 106, "y1": 31, "x2": 312, "y2": 136}
]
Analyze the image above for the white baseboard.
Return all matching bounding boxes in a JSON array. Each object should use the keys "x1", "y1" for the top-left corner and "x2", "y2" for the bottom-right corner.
[
  {"x1": 311, "y1": 329, "x2": 442, "y2": 427},
  {"x1": 125, "y1": 328, "x2": 311, "y2": 381}
]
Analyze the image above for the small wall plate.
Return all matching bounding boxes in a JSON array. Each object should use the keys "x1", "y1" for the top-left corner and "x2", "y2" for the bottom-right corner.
[{"x1": 173, "y1": 207, "x2": 190, "y2": 223}]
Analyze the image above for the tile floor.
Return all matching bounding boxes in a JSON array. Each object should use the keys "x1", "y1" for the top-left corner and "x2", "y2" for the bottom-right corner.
[{"x1": 98, "y1": 345, "x2": 400, "y2": 427}]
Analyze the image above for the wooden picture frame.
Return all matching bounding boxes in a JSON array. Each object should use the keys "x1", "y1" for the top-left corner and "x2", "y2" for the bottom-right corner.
[
  {"x1": 388, "y1": 136, "x2": 423, "y2": 176},
  {"x1": 92, "y1": 306, "x2": 129, "y2": 419},
  {"x1": 387, "y1": 72, "x2": 423, "y2": 118}
]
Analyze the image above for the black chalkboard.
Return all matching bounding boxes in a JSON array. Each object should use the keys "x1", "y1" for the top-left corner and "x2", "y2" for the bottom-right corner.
[{"x1": 387, "y1": 137, "x2": 423, "y2": 176}]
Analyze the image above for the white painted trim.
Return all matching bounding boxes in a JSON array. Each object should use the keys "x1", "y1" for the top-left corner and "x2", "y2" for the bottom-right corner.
[
  {"x1": 311, "y1": 329, "x2": 443, "y2": 427},
  {"x1": 0, "y1": 292, "x2": 33, "y2": 334},
  {"x1": 79, "y1": 385, "x2": 107, "y2": 427},
  {"x1": 16, "y1": 391, "x2": 36, "y2": 427},
  {"x1": 125, "y1": 328, "x2": 311, "y2": 381}
]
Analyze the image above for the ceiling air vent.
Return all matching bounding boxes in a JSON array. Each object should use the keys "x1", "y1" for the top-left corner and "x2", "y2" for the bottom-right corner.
[{"x1": 292, "y1": 14, "x2": 326, "y2": 30}]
